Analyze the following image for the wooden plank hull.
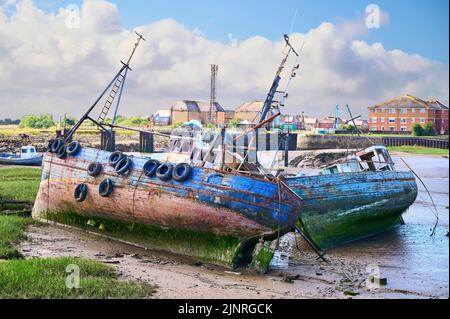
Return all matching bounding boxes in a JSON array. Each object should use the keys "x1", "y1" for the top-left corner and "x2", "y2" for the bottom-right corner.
[
  {"x1": 32, "y1": 148, "x2": 302, "y2": 271},
  {"x1": 285, "y1": 171, "x2": 418, "y2": 250}
]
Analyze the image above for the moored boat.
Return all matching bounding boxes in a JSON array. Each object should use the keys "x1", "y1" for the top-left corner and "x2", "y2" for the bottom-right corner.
[
  {"x1": 0, "y1": 146, "x2": 43, "y2": 166},
  {"x1": 32, "y1": 145, "x2": 302, "y2": 271}
]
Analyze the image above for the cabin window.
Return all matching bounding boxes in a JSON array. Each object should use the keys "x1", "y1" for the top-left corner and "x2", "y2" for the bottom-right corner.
[{"x1": 21, "y1": 149, "x2": 27, "y2": 154}]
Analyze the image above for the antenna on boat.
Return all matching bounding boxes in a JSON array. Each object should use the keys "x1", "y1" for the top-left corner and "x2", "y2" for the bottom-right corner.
[
  {"x1": 64, "y1": 31, "x2": 147, "y2": 143},
  {"x1": 256, "y1": 34, "x2": 301, "y2": 127}
]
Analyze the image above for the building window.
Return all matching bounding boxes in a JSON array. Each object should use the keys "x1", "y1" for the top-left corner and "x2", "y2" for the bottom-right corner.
[
  {"x1": 389, "y1": 127, "x2": 395, "y2": 131},
  {"x1": 411, "y1": 108, "x2": 416, "y2": 113},
  {"x1": 381, "y1": 108, "x2": 386, "y2": 113},
  {"x1": 420, "y1": 109, "x2": 426, "y2": 114},
  {"x1": 401, "y1": 108, "x2": 407, "y2": 114},
  {"x1": 401, "y1": 127, "x2": 407, "y2": 132},
  {"x1": 371, "y1": 126, "x2": 377, "y2": 131},
  {"x1": 381, "y1": 127, "x2": 385, "y2": 131},
  {"x1": 372, "y1": 117, "x2": 377, "y2": 123},
  {"x1": 390, "y1": 108, "x2": 395, "y2": 114},
  {"x1": 389, "y1": 118, "x2": 395, "y2": 123},
  {"x1": 411, "y1": 118, "x2": 416, "y2": 123},
  {"x1": 373, "y1": 109, "x2": 377, "y2": 114},
  {"x1": 401, "y1": 118, "x2": 407, "y2": 124},
  {"x1": 420, "y1": 118, "x2": 425, "y2": 124},
  {"x1": 381, "y1": 118, "x2": 385, "y2": 123}
]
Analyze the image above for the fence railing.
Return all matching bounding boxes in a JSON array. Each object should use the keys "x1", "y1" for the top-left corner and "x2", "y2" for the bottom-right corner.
[{"x1": 382, "y1": 137, "x2": 449, "y2": 149}]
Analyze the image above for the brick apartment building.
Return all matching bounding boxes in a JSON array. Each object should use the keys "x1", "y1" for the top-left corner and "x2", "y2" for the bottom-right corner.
[{"x1": 368, "y1": 95, "x2": 449, "y2": 134}]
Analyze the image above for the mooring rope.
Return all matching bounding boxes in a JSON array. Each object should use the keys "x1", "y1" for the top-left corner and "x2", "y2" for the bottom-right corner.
[{"x1": 401, "y1": 158, "x2": 439, "y2": 236}]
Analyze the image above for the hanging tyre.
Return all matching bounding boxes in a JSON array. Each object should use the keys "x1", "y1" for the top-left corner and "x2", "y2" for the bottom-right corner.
[
  {"x1": 172, "y1": 163, "x2": 192, "y2": 182},
  {"x1": 67, "y1": 141, "x2": 82, "y2": 156},
  {"x1": 74, "y1": 184, "x2": 88, "y2": 202},
  {"x1": 115, "y1": 156, "x2": 133, "y2": 175},
  {"x1": 109, "y1": 151, "x2": 125, "y2": 167},
  {"x1": 156, "y1": 163, "x2": 174, "y2": 181},
  {"x1": 51, "y1": 138, "x2": 64, "y2": 153},
  {"x1": 47, "y1": 139, "x2": 55, "y2": 153},
  {"x1": 87, "y1": 162, "x2": 102, "y2": 177},
  {"x1": 56, "y1": 145, "x2": 68, "y2": 159},
  {"x1": 143, "y1": 159, "x2": 160, "y2": 177},
  {"x1": 99, "y1": 179, "x2": 114, "y2": 197}
]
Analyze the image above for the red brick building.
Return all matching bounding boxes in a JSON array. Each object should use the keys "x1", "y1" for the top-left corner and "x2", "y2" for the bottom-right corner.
[{"x1": 368, "y1": 95, "x2": 449, "y2": 135}]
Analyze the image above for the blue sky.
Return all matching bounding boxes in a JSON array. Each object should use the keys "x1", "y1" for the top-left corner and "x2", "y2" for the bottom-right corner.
[{"x1": 32, "y1": 0, "x2": 450, "y2": 63}]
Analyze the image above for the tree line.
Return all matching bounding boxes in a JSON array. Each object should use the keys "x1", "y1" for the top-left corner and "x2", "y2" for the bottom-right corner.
[{"x1": 0, "y1": 115, "x2": 150, "y2": 129}]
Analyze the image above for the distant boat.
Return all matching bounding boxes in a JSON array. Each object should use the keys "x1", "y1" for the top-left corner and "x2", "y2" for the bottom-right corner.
[{"x1": 0, "y1": 146, "x2": 43, "y2": 166}]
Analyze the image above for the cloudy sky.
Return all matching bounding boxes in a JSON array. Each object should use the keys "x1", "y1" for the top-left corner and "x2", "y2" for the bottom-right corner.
[{"x1": 0, "y1": 0, "x2": 448, "y2": 120}]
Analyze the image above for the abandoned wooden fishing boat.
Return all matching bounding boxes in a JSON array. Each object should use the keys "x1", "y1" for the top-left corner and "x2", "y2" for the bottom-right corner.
[
  {"x1": 0, "y1": 146, "x2": 43, "y2": 166},
  {"x1": 31, "y1": 33, "x2": 303, "y2": 272},
  {"x1": 284, "y1": 146, "x2": 418, "y2": 251},
  {"x1": 32, "y1": 145, "x2": 302, "y2": 271}
]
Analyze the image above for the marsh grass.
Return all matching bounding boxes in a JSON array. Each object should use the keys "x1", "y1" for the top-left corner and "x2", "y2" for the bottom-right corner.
[
  {"x1": 0, "y1": 167, "x2": 42, "y2": 203},
  {"x1": 387, "y1": 146, "x2": 449, "y2": 156},
  {"x1": 0, "y1": 215, "x2": 35, "y2": 259},
  {"x1": 0, "y1": 257, "x2": 156, "y2": 299}
]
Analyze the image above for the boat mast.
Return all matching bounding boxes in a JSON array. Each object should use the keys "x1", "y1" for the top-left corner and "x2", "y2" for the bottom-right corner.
[
  {"x1": 64, "y1": 32, "x2": 146, "y2": 142},
  {"x1": 257, "y1": 34, "x2": 299, "y2": 125}
]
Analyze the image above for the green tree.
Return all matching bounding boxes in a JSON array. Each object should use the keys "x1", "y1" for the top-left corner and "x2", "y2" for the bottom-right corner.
[
  {"x1": 423, "y1": 122, "x2": 436, "y2": 136},
  {"x1": 229, "y1": 118, "x2": 241, "y2": 129},
  {"x1": 60, "y1": 117, "x2": 77, "y2": 127},
  {"x1": 20, "y1": 115, "x2": 55, "y2": 129},
  {"x1": 412, "y1": 123, "x2": 424, "y2": 136}
]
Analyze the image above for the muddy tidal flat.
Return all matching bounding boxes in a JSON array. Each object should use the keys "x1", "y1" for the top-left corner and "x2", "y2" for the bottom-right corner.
[{"x1": 18, "y1": 153, "x2": 449, "y2": 299}]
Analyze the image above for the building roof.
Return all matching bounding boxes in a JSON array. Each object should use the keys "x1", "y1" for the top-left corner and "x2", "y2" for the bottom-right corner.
[
  {"x1": 304, "y1": 117, "x2": 318, "y2": 124},
  {"x1": 427, "y1": 98, "x2": 449, "y2": 110},
  {"x1": 171, "y1": 100, "x2": 225, "y2": 112},
  {"x1": 369, "y1": 95, "x2": 449, "y2": 110},
  {"x1": 152, "y1": 110, "x2": 171, "y2": 118},
  {"x1": 235, "y1": 101, "x2": 264, "y2": 113}
]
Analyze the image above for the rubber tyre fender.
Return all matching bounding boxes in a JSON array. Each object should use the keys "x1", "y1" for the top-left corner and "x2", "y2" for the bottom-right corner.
[
  {"x1": 51, "y1": 139, "x2": 64, "y2": 153},
  {"x1": 47, "y1": 139, "x2": 55, "y2": 153},
  {"x1": 67, "y1": 141, "x2": 82, "y2": 156},
  {"x1": 172, "y1": 163, "x2": 192, "y2": 182},
  {"x1": 109, "y1": 151, "x2": 125, "y2": 167},
  {"x1": 143, "y1": 159, "x2": 160, "y2": 177},
  {"x1": 74, "y1": 184, "x2": 88, "y2": 202},
  {"x1": 99, "y1": 178, "x2": 114, "y2": 197},
  {"x1": 156, "y1": 163, "x2": 174, "y2": 181},
  {"x1": 87, "y1": 162, "x2": 102, "y2": 177},
  {"x1": 56, "y1": 145, "x2": 68, "y2": 159},
  {"x1": 115, "y1": 156, "x2": 133, "y2": 175}
]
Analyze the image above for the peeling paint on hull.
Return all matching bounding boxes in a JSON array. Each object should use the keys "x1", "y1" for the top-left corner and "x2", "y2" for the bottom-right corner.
[
  {"x1": 285, "y1": 171, "x2": 418, "y2": 250},
  {"x1": 32, "y1": 148, "x2": 302, "y2": 270}
]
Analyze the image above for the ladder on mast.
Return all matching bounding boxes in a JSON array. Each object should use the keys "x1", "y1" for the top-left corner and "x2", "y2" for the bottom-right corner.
[{"x1": 96, "y1": 31, "x2": 146, "y2": 123}]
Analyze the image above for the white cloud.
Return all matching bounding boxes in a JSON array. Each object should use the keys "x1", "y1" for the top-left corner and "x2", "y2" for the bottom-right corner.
[{"x1": 0, "y1": 0, "x2": 448, "y2": 121}]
